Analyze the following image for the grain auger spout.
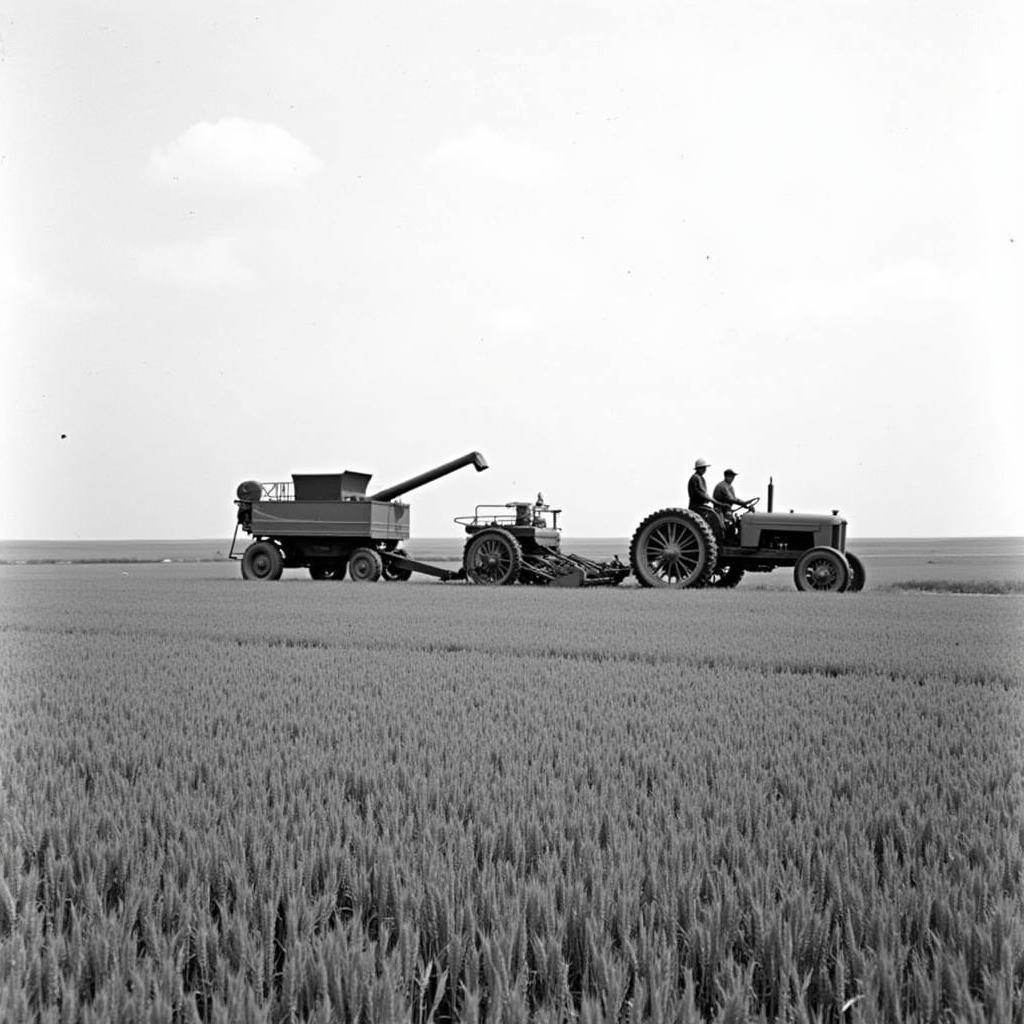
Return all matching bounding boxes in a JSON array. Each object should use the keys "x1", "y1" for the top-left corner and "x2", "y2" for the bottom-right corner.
[{"x1": 367, "y1": 451, "x2": 488, "y2": 502}]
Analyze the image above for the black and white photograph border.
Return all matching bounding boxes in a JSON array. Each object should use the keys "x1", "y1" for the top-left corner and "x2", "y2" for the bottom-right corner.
[{"x1": 2, "y1": 2, "x2": 1022, "y2": 1021}]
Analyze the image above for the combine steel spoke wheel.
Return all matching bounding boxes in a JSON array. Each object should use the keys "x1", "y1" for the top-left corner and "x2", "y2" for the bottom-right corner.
[
  {"x1": 348, "y1": 547, "x2": 383, "y2": 583},
  {"x1": 464, "y1": 528, "x2": 523, "y2": 585},
  {"x1": 241, "y1": 541, "x2": 284, "y2": 581},
  {"x1": 629, "y1": 509, "x2": 718, "y2": 588},
  {"x1": 793, "y1": 546, "x2": 851, "y2": 592}
]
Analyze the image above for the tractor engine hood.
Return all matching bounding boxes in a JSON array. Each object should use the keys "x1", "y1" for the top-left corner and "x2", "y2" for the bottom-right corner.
[{"x1": 744, "y1": 511, "x2": 846, "y2": 528}]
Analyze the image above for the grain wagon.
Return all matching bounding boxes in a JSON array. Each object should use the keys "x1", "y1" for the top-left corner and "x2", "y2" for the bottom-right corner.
[{"x1": 231, "y1": 452, "x2": 488, "y2": 581}]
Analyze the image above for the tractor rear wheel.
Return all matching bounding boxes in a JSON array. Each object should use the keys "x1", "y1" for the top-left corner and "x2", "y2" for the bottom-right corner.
[
  {"x1": 309, "y1": 560, "x2": 347, "y2": 581},
  {"x1": 464, "y1": 528, "x2": 523, "y2": 585},
  {"x1": 348, "y1": 547, "x2": 383, "y2": 583},
  {"x1": 845, "y1": 552, "x2": 866, "y2": 592},
  {"x1": 382, "y1": 548, "x2": 414, "y2": 582},
  {"x1": 793, "y1": 547, "x2": 850, "y2": 592},
  {"x1": 629, "y1": 509, "x2": 718, "y2": 588},
  {"x1": 709, "y1": 563, "x2": 745, "y2": 588},
  {"x1": 241, "y1": 541, "x2": 284, "y2": 581}
]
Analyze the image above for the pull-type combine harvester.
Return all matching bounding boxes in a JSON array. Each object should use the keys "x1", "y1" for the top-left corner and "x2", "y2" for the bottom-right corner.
[
  {"x1": 231, "y1": 450, "x2": 864, "y2": 592},
  {"x1": 230, "y1": 451, "x2": 629, "y2": 587}
]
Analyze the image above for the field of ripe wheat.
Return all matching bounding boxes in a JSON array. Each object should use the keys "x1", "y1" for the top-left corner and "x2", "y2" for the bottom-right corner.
[{"x1": 1, "y1": 567, "x2": 1022, "y2": 1023}]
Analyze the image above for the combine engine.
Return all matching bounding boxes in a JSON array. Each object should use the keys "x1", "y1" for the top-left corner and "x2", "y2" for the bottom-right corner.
[{"x1": 457, "y1": 497, "x2": 629, "y2": 587}]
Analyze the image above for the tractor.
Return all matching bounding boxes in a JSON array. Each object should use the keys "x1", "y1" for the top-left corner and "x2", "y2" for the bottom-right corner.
[{"x1": 629, "y1": 479, "x2": 865, "y2": 592}]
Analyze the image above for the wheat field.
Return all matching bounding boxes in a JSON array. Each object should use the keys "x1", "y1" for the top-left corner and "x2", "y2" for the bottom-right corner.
[{"x1": 1, "y1": 567, "x2": 1022, "y2": 1022}]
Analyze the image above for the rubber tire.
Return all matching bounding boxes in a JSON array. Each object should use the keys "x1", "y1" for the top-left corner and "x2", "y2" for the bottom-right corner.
[
  {"x1": 309, "y1": 560, "x2": 347, "y2": 581},
  {"x1": 629, "y1": 508, "x2": 718, "y2": 588},
  {"x1": 348, "y1": 547, "x2": 383, "y2": 583},
  {"x1": 381, "y1": 548, "x2": 413, "y2": 582},
  {"x1": 241, "y1": 541, "x2": 284, "y2": 581},
  {"x1": 793, "y1": 547, "x2": 851, "y2": 592},
  {"x1": 845, "y1": 551, "x2": 866, "y2": 592},
  {"x1": 464, "y1": 528, "x2": 523, "y2": 585},
  {"x1": 709, "y1": 563, "x2": 745, "y2": 588}
]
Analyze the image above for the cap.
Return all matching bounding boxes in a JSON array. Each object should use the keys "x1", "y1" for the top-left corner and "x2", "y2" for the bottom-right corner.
[
  {"x1": 694, "y1": 458, "x2": 710, "y2": 469},
  {"x1": 724, "y1": 468, "x2": 737, "y2": 476}
]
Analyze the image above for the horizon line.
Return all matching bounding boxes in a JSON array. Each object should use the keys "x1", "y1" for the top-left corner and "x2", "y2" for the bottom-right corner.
[{"x1": 3, "y1": 535, "x2": 1023, "y2": 544}]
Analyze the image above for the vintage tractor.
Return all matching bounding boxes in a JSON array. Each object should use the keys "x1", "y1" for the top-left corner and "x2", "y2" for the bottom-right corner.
[
  {"x1": 456, "y1": 497, "x2": 630, "y2": 586},
  {"x1": 231, "y1": 451, "x2": 488, "y2": 581},
  {"x1": 629, "y1": 479, "x2": 866, "y2": 592}
]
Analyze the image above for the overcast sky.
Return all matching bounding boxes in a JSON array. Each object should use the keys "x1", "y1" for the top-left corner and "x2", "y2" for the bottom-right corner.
[{"x1": 2, "y1": 0, "x2": 1021, "y2": 539}]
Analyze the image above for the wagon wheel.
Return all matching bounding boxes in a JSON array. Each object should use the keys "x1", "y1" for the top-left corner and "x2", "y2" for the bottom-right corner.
[
  {"x1": 629, "y1": 508, "x2": 718, "y2": 588},
  {"x1": 845, "y1": 552, "x2": 866, "y2": 592},
  {"x1": 348, "y1": 547, "x2": 383, "y2": 583},
  {"x1": 241, "y1": 541, "x2": 284, "y2": 581},
  {"x1": 463, "y1": 528, "x2": 523, "y2": 585},
  {"x1": 709, "y1": 563, "x2": 745, "y2": 588},
  {"x1": 793, "y1": 547, "x2": 850, "y2": 592},
  {"x1": 381, "y1": 548, "x2": 413, "y2": 582},
  {"x1": 309, "y1": 559, "x2": 347, "y2": 581}
]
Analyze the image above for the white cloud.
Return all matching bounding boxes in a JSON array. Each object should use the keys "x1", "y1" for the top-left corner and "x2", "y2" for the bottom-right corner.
[
  {"x1": 137, "y1": 236, "x2": 254, "y2": 289},
  {"x1": 428, "y1": 126, "x2": 559, "y2": 185},
  {"x1": 149, "y1": 118, "x2": 324, "y2": 191}
]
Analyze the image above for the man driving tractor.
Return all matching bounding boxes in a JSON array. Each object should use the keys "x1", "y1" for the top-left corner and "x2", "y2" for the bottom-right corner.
[{"x1": 713, "y1": 468, "x2": 755, "y2": 520}]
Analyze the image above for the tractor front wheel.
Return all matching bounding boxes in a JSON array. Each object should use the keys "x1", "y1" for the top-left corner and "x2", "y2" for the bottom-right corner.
[
  {"x1": 464, "y1": 529, "x2": 523, "y2": 585},
  {"x1": 793, "y1": 547, "x2": 850, "y2": 592},
  {"x1": 348, "y1": 548, "x2": 383, "y2": 583},
  {"x1": 241, "y1": 541, "x2": 284, "y2": 581},
  {"x1": 629, "y1": 509, "x2": 718, "y2": 588}
]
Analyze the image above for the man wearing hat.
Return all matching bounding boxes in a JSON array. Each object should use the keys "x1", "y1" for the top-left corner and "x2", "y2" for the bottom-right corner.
[
  {"x1": 687, "y1": 458, "x2": 714, "y2": 512},
  {"x1": 713, "y1": 468, "x2": 754, "y2": 519}
]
